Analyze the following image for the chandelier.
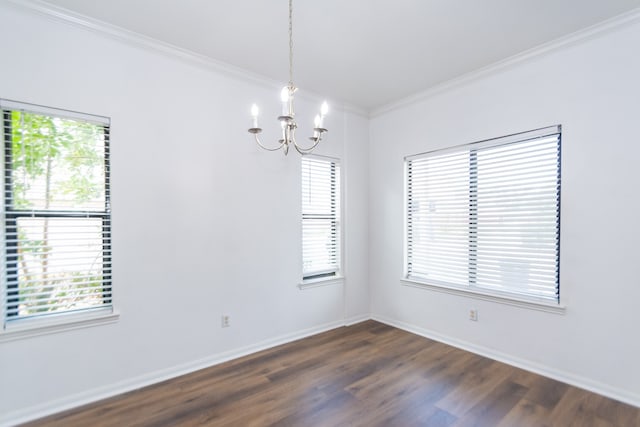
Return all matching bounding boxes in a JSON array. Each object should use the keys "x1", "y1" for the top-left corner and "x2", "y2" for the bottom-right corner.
[{"x1": 248, "y1": 0, "x2": 328, "y2": 155}]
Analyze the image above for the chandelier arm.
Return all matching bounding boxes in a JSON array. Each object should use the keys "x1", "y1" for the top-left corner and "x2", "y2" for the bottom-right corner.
[
  {"x1": 293, "y1": 133, "x2": 325, "y2": 154},
  {"x1": 253, "y1": 133, "x2": 286, "y2": 151}
]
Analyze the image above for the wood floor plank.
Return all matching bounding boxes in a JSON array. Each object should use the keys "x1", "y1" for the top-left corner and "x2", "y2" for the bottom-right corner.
[
  {"x1": 435, "y1": 361, "x2": 515, "y2": 417},
  {"x1": 497, "y1": 398, "x2": 552, "y2": 427},
  {"x1": 451, "y1": 379, "x2": 528, "y2": 426},
  {"x1": 521, "y1": 375, "x2": 570, "y2": 410},
  {"x1": 548, "y1": 387, "x2": 619, "y2": 427},
  {"x1": 21, "y1": 320, "x2": 640, "y2": 427}
]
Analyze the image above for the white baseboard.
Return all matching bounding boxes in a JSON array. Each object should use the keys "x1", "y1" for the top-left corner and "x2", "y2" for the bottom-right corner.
[
  {"x1": 371, "y1": 314, "x2": 640, "y2": 409},
  {"x1": 1, "y1": 318, "x2": 352, "y2": 427},
  {"x1": 343, "y1": 313, "x2": 371, "y2": 326}
]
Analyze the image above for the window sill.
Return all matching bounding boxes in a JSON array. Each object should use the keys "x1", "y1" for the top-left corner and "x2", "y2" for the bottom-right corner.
[
  {"x1": 400, "y1": 278, "x2": 566, "y2": 315},
  {"x1": 298, "y1": 276, "x2": 344, "y2": 290},
  {"x1": 0, "y1": 308, "x2": 120, "y2": 342}
]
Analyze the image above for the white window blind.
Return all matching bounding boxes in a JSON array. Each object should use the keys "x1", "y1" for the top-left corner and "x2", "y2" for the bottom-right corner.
[
  {"x1": 406, "y1": 125, "x2": 561, "y2": 303},
  {"x1": 1, "y1": 99, "x2": 112, "y2": 324},
  {"x1": 302, "y1": 155, "x2": 340, "y2": 280}
]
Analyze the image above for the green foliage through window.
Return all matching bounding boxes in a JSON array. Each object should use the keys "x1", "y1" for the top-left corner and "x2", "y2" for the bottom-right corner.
[{"x1": 2, "y1": 100, "x2": 111, "y2": 321}]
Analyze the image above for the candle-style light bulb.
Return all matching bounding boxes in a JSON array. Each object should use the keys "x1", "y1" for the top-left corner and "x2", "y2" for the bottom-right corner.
[
  {"x1": 313, "y1": 114, "x2": 321, "y2": 138},
  {"x1": 251, "y1": 104, "x2": 259, "y2": 128},
  {"x1": 317, "y1": 102, "x2": 328, "y2": 128},
  {"x1": 281, "y1": 86, "x2": 290, "y2": 115},
  {"x1": 321, "y1": 101, "x2": 329, "y2": 117}
]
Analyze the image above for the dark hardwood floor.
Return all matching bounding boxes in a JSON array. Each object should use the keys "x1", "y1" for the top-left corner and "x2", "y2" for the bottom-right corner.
[{"x1": 24, "y1": 320, "x2": 640, "y2": 426}]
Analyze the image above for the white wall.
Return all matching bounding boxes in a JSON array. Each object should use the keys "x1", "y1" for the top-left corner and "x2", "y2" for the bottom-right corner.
[
  {"x1": 369, "y1": 18, "x2": 640, "y2": 405},
  {"x1": 2, "y1": 0, "x2": 639, "y2": 423},
  {"x1": 344, "y1": 113, "x2": 371, "y2": 321},
  {"x1": 0, "y1": 3, "x2": 369, "y2": 424}
]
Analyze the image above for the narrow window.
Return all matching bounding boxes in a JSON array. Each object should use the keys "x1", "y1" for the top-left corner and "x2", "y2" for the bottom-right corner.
[
  {"x1": 406, "y1": 126, "x2": 561, "y2": 303},
  {"x1": 1, "y1": 99, "x2": 112, "y2": 325},
  {"x1": 301, "y1": 155, "x2": 340, "y2": 281}
]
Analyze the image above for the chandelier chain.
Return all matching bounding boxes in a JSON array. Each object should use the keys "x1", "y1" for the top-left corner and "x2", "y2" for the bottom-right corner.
[{"x1": 288, "y1": 0, "x2": 294, "y2": 86}]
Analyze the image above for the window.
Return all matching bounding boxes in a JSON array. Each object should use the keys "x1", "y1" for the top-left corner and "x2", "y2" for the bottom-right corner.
[
  {"x1": 405, "y1": 126, "x2": 561, "y2": 303},
  {"x1": 301, "y1": 155, "x2": 340, "y2": 281},
  {"x1": 1, "y1": 99, "x2": 111, "y2": 326}
]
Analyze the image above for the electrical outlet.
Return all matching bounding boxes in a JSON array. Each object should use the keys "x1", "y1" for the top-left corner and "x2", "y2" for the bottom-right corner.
[
  {"x1": 469, "y1": 309, "x2": 478, "y2": 321},
  {"x1": 221, "y1": 315, "x2": 230, "y2": 328}
]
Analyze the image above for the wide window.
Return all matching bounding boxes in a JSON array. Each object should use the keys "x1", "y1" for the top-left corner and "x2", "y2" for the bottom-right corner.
[
  {"x1": 1, "y1": 99, "x2": 112, "y2": 325},
  {"x1": 405, "y1": 126, "x2": 561, "y2": 303},
  {"x1": 301, "y1": 155, "x2": 340, "y2": 281}
]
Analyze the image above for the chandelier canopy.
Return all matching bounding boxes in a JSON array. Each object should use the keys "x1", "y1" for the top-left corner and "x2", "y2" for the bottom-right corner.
[{"x1": 248, "y1": 0, "x2": 328, "y2": 155}]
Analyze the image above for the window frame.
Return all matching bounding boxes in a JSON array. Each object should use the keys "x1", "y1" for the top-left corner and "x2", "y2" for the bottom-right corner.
[
  {"x1": 403, "y1": 126, "x2": 564, "y2": 313},
  {"x1": 0, "y1": 99, "x2": 117, "y2": 339},
  {"x1": 300, "y1": 154, "x2": 342, "y2": 288}
]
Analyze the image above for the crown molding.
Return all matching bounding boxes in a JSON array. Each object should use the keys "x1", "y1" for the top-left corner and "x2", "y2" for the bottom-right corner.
[
  {"x1": 6, "y1": 0, "x2": 637, "y2": 120},
  {"x1": 4, "y1": 0, "x2": 273, "y2": 86},
  {"x1": 3, "y1": 0, "x2": 368, "y2": 116},
  {"x1": 371, "y1": 6, "x2": 640, "y2": 118}
]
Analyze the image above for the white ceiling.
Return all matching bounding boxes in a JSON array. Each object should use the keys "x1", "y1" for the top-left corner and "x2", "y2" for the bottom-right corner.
[{"x1": 36, "y1": 0, "x2": 640, "y2": 111}]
